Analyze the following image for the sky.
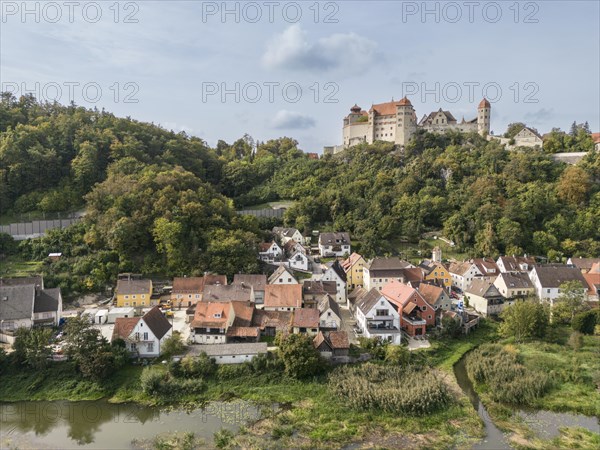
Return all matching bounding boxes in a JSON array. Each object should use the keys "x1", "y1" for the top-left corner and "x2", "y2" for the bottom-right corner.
[{"x1": 1, "y1": 1, "x2": 599, "y2": 153}]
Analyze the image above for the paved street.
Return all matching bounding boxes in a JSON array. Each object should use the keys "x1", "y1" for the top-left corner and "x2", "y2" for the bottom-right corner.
[{"x1": 339, "y1": 306, "x2": 358, "y2": 344}]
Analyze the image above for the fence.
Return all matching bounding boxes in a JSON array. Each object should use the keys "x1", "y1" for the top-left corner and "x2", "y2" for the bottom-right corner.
[
  {"x1": 0, "y1": 217, "x2": 82, "y2": 240},
  {"x1": 237, "y1": 209, "x2": 285, "y2": 219}
]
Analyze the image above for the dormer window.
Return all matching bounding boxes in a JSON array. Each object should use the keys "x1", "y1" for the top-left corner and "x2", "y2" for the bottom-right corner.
[{"x1": 214, "y1": 313, "x2": 221, "y2": 318}]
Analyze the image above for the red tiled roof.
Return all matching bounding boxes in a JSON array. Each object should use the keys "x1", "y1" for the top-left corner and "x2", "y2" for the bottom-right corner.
[
  {"x1": 328, "y1": 331, "x2": 349, "y2": 349},
  {"x1": 264, "y1": 284, "x2": 302, "y2": 308},
  {"x1": 112, "y1": 317, "x2": 140, "y2": 341},
  {"x1": 191, "y1": 302, "x2": 229, "y2": 328},
  {"x1": 479, "y1": 98, "x2": 490, "y2": 108},
  {"x1": 293, "y1": 308, "x2": 320, "y2": 328},
  {"x1": 226, "y1": 326, "x2": 259, "y2": 337},
  {"x1": 172, "y1": 277, "x2": 204, "y2": 294}
]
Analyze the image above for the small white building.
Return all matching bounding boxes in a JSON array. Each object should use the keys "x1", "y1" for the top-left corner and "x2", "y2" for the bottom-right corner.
[
  {"x1": 320, "y1": 261, "x2": 347, "y2": 303},
  {"x1": 107, "y1": 307, "x2": 135, "y2": 324},
  {"x1": 318, "y1": 232, "x2": 351, "y2": 257},
  {"x1": 318, "y1": 295, "x2": 342, "y2": 329},
  {"x1": 188, "y1": 343, "x2": 268, "y2": 364},
  {"x1": 258, "y1": 242, "x2": 283, "y2": 263},
  {"x1": 273, "y1": 227, "x2": 304, "y2": 245},
  {"x1": 82, "y1": 308, "x2": 99, "y2": 323},
  {"x1": 448, "y1": 261, "x2": 482, "y2": 292},
  {"x1": 268, "y1": 265, "x2": 298, "y2": 285},
  {"x1": 94, "y1": 309, "x2": 108, "y2": 324},
  {"x1": 288, "y1": 251, "x2": 310, "y2": 272},
  {"x1": 528, "y1": 265, "x2": 588, "y2": 305}
]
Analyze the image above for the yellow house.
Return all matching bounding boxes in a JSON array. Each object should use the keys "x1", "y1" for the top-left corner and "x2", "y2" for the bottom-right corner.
[
  {"x1": 423, "y1": 262, "x2": 451, "y2": 288},
  {"x1": 341, "y1": 252, "x2": 367, "y2": 290},
  {"x1": 116, "y1": 278, "x2": 153, "y2": 307}
]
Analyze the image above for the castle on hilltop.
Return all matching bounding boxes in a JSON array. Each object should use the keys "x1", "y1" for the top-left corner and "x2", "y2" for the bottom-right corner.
[{"x1": 324, "y1": 97, "x2": 491, "y2": 154}]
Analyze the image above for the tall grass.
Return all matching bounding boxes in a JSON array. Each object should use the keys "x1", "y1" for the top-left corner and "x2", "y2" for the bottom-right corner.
[
  {"x1": 465, "y1": 344, "x2": 553, "y2": 405},
  {"x1": 328, "y1": 363, "x2": 451, "y2": 416}
]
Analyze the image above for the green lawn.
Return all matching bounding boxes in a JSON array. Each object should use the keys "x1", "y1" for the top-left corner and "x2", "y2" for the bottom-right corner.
[
  {"x1": 242, "y1": 200, "x2": 295, "y2": 210},
  {"x1": 386, "y1": 235, "x2": 470, "y2": 263},
  {"x1": 0, "y1": 255, "x2": 44, "y2": 278}
]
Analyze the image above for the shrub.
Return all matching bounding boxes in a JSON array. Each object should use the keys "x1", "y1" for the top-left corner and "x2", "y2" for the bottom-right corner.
[
  {"x1": 329, "y1": 363, "x2": 451, "y2": 416},
  {"x1": 572, "y1": 310, "x2": 597, "y2": 335},
  {"x1": 217, "y1": 362, "x2": 253, "y2": 381},
  {"x1": 250, "y1": 351, "x2": 284, "y2": 374},
  {"x1": 140, "y1": 367, "x2": 166, "y2": 395},
  {"x1": 175, "y1": 354, "x2": 217, "y2": 378},
  {"x1": 465, "y1": 344, "x2": 553, "y2": 405}
]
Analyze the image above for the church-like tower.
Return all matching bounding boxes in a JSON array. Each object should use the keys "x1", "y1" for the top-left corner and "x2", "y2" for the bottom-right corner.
[
  {"x1": 477, "y1": 98, "x2": 491, "y2": 135},
  {"x1": 396, "y1": 96, "x2": 416, "y2": 146}
]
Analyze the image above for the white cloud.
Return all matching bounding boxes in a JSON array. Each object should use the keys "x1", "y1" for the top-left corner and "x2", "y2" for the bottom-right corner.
[
  {"x1": 271, "y1": 110, "x2": 316, "y2": 129},
  {"x1": 262, "y1": 24, "x2": 378, "y2": 73}
]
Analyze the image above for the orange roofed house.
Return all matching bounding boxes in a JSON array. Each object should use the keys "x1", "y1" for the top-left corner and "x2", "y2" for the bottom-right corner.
[
  {"x1": 381, "y1": 280, "x2": 436, "y2": 337},
  {"x1": 190, "y1": 301, "x2": 259, "y2": 344}
]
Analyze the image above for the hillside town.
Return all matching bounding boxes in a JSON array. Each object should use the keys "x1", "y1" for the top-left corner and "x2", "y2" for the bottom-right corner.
[{"x1": 2, "y1": 227, "x2": 597, "y2": 366}]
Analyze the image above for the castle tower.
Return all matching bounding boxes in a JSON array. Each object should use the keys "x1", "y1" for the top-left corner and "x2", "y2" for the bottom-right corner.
[
  {"x1": 432, "y1": 246, "x2": 442, "y2": 263},
  {"x1": 396, "y1": 96, "x2": 416, "y2": 146},
  {"x1": 477, "y1": 98, "x2": 491, "y2": 135}
]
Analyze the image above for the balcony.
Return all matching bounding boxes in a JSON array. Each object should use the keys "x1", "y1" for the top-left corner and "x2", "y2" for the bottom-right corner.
[
  {"x1": 402, "y1": 316, "x2": 426, "y2": 326},
  {"x1": 366, "y1": 323, "x2": 400, "y2": 333},
  {"x1": 369, "y1": 315, "x2": 394, "y2": 321}
]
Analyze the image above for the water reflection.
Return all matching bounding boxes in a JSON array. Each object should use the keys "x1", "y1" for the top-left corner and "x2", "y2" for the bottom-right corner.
[{"x1": 0, "y1": 400, "x2": 261, "y2": 448}]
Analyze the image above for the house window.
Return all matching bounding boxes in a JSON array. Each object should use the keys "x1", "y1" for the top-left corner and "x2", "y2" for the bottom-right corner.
[
  {"x1": 376, "y1": 309, "x2": 388, "y2": 316},
  {"x1": 428, "y1": 315, "x2": 432, "y2": 319},
  {"x1": 125, "y1": 302, "x2": 129, "y2": 306},
  {"x1": 196, "y1": 294, "x2": 200, "y2": 299},
  {"x1": 147, "y1": 342, "x2": 154, "y2": 352},
  {"x1": 133, "y1": 302, "x2": 137, "y2": 306},
  {"x1": 143, "y1": 332, "x2": 148, "y2": 340},
  {"x1": 422, "y1": 306, "x2": 427, "y2": 311},
  {"x1": 142, "y1": 295, "x2": 145, "y2": 298},
  {"x1": 131, "y1": 343, "x2": 137, "y2": 351},
  {"x1": 125, "y1": 295, "x2": 129, "y2": 299}
]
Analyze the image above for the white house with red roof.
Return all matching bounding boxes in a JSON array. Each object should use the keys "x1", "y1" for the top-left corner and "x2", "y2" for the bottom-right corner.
[{"x1": 112, "y1": 306, "x2": 172, "y2": 357}]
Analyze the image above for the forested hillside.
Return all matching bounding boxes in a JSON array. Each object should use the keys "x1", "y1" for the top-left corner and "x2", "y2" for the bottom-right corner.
[{"x1": 1, "y1": 94, "x2": 599, "y2": 294}]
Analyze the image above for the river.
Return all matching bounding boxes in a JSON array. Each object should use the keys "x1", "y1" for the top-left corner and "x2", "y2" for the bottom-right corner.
[
  {"x1": 0, "y1": 400, "x2": 262, "y2": 449},
  {"x1": 453, "y1": 355, "x2": 600, "y2": 449}
]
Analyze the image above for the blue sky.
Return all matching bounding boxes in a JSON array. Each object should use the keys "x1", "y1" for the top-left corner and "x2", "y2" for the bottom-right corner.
[{"x1": 1, "y1": 1, "x2": 599, "y2": 152}]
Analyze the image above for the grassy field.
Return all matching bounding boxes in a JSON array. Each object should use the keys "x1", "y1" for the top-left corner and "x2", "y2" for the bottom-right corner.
[
  {"x1": 0, "y1": 255, "x2": 44, "y2": 278},
  {"x1": 242, "y1": 200, "x2": 295, "y2": 210},
  {"x1": 0, "y1": 350, "x2": 485, "y2": 449},
  {"x1": 386, "y1": 236, "x2": 470, "y2": 263}
]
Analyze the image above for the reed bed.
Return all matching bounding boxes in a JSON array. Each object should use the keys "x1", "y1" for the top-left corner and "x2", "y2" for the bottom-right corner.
[
  {"x1": 328, "y1": 363, "x2": 451, "y2": 416},
  {"x1": 465, "y1": 344, "x2": 553, "y2": 405}
]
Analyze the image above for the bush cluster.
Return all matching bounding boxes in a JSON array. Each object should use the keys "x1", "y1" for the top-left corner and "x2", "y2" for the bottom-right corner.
[
  {"x1": 465, "y1": 344, "x2": 553, "y2": 405},
  {"x1": 328, "y1": 363, "x2": 451, "y2": 416},
  {"x1": 140, "y1": 367, "x2": 206, "y2": 397}
]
